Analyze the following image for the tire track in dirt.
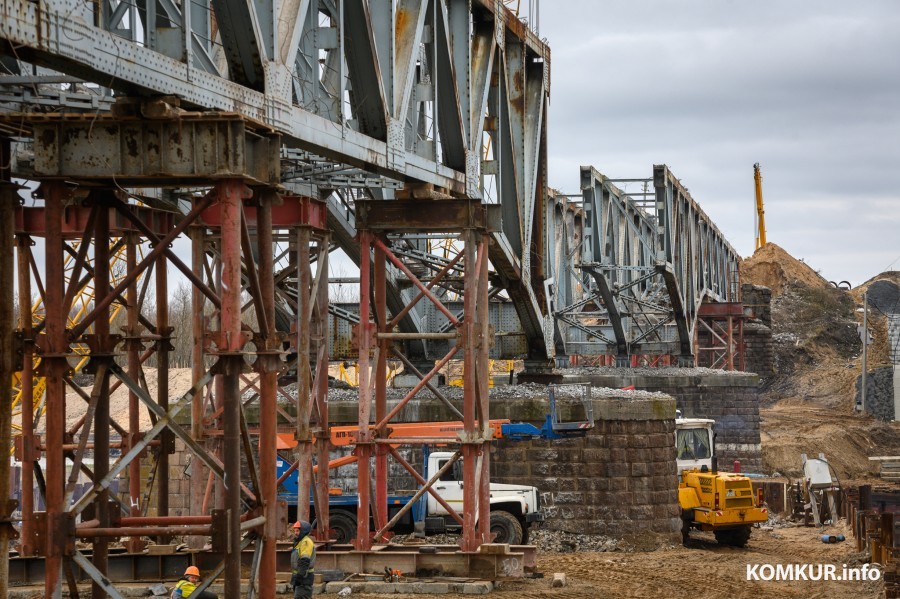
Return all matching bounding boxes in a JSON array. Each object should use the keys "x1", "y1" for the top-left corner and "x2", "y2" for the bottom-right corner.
[{"x1": 350, "y1": 525, "x2": 882, "y2": 599}]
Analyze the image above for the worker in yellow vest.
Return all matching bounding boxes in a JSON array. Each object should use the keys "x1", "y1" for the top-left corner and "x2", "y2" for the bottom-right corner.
[
  {"x1": 171, "y1": 565, "x2": 218, "y2": 599},
  {"x1": 290, "y1": 520, "x2": 316, "y2": 599}
]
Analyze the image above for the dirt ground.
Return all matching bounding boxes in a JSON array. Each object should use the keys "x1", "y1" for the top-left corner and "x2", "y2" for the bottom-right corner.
[
  {"x1": 761, "y1": 400, "x2": 900, "y2": 478},
  {"x1": 344, "y1": 523, "x2": 882, "y2": 599}
]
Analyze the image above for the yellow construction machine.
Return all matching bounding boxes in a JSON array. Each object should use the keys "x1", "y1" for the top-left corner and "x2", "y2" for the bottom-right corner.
[
  {"x1": 676, "y1": 417, "x2": 768, "y2": 546},
  {"x1": 753, "y1": 163, "x2": 767, "y2": 251}
]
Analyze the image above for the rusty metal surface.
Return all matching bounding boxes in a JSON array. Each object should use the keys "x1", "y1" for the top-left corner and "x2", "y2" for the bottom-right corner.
[
  {"x1": 24, "y1": 115, "x2": 280, "y2": 186},
  {"x1": 199, "y1": 194, "x2": 327, "y2": 230},
  {"x1": 356, "y1": 199, "x2": 501, "y2": 233},
  {"x1": 15, "y1": 205, "x2": 175, "y2": 238},
  {"x1": 7, "y1": 544, "x2": 536, "y2": 586}
]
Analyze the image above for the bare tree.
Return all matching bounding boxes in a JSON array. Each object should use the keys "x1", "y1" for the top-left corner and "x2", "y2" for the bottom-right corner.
[{"x1": 168, "y1": 282, "x2": 194, "y2": 368}]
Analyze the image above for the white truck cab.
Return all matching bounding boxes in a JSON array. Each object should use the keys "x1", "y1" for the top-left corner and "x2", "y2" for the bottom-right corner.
[
  {"x1": 675, "y1": 418, "x2": 715, "y2": 473},
  {"x1": 425, "y1": 451, "x2": 543, "y2": 544}
]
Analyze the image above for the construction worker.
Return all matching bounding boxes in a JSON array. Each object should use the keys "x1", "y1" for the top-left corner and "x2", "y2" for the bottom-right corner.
[
  {"x1": 171, "y1": 565, "x2": 218, "y2": 599},
  {"x1": 291, "y1": 520, "x2": 316, "y2": 599}
]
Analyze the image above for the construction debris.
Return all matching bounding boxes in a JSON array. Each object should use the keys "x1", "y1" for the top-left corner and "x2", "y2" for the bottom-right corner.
[{"x1": 869, "y1": 457, "x2": 900, "y2": 482}]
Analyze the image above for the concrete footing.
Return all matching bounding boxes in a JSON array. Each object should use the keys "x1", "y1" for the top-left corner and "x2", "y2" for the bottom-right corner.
[{"x1": 324, "y1": 580, "x2": 493, "y2": 594}]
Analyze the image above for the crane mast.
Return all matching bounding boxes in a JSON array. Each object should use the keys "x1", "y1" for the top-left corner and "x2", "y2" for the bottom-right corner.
[{"x1": 754, "y1": 163, "x2": 767, "y2": 251}]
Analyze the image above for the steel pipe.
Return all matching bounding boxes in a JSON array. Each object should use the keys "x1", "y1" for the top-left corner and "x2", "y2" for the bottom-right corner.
[
  {"x1": 76, "y1": 526, "x2": 212, "y2": 538},
  {"x1": 375, "y1": 332, "x2": 457, "y2": 340},
  {"x1": 0, "y1": 140, "x2": 15, "y2": 598}
]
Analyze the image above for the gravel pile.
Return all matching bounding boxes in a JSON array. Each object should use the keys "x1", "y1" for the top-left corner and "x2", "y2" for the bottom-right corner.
[
  {"x1": 555, "y1": 366, "x2": 750, "y2": 377},
  {"x1": 387, "y1": 529, "x2": 624, "y2": 553},
  {"x1": 294, "y1": 382, "x2": 670, "y2": 403},
  {"x1": 527, "y1": 528, "x2": 622, "y2": 553}
]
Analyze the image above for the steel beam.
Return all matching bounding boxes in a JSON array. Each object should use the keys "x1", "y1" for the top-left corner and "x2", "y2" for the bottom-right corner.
[
  {"x1": 0, "y1": 138, "x2": 14, "y2": 599},
  {"x1": 7, "y1": 544, "x2": 537, "y2": 585},
  {"x1": 24, "y1": 113, "x2": 280, "y2": 186},
  {"x1": 40, "y1": 182, "x2": 69, "y2": 599}
]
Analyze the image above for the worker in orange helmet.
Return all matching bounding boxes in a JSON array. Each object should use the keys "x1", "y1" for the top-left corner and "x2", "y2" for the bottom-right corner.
[
  {"x1": 290, "y1": 521, "x2": 316, "y2": 599},
  {"x1": 171, "y1": 565, "x2": 218, "y2": 599}
]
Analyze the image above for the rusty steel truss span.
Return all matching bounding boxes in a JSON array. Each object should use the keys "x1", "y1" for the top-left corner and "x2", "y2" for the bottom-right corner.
[
  {"x1": 0, "y1": 0, "x2": 553, "y2": 359},
  {"x1": 551, "y1": 165, "x2": 741, "y2": 364}
]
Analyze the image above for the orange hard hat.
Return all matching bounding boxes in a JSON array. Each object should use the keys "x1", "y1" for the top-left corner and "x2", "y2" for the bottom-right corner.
[
  {"x1": 292, "y1": 521, "x2": 302, "y2": 529},
  {"x1": 185, "y1": 566, "x2": 200, "y2": 577}
]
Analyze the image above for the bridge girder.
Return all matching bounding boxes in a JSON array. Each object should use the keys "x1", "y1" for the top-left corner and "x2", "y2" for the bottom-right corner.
[
  {"x1": 552, "y1": 165, "x2": 742, "y2": 363},
  {"x1": 0, "y1": 0, "x2": 552, "y2": 359}
]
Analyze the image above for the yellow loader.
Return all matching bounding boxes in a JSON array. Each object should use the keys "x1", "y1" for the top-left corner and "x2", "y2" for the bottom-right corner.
[{"x1": 676, "y1": 418, "x2": 768, "y2": 546}]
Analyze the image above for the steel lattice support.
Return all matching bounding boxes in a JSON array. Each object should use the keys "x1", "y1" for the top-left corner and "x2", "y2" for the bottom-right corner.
[
  {"x1": 695, "y1": 302, "x2": 746, "y2": 371},
  {"x1": 192, "y1": 190, "x2": 331, "y2": 597},
  {"x1": 14, "y1": 189, "x2": 225, "y2": 598},
  {"x1": 2, "y1": 104, "x2": 333, "y2": 598},
  {"x1": 354, "y1": 199, "x2": 494, "y2": 552},
  {"x1": 654, "y1": 164, "x2": 742, "y2": 357}
]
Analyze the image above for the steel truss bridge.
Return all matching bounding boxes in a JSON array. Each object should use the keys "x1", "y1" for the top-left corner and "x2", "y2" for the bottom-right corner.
[{"x1": 0, "y1": 0, "x2": 741, "y2": 596}]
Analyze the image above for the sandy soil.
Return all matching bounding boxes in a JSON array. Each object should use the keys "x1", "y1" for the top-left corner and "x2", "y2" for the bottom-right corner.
[
  {"x1": 741, "y1": 243, "x2": 830, "y2": 296},
  {"x1": 761, "y1": 401, "x2": 900, "y2": 479},
  {"x1": 346, "y1": 523, "x2": 882, "y2": 599}
]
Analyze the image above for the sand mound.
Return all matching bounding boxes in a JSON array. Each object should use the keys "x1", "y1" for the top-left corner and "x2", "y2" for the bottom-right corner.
[
  {"x1": 61, "y1": 367, "x2": 196, "y2": 433},
  {"x1": 741, "y1": 243, "x2": 829, "y2": 295}
]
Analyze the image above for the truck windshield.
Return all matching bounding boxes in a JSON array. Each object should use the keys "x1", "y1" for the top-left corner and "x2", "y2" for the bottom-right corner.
[{"x1": 676, "y1": 428, "x2": 711, "y2": 460}]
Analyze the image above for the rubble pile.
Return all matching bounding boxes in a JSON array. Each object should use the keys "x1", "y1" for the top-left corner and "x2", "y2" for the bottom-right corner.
[
  {"x1": 323, "y1": 382, "x2": 671, "y2": 403},
  {"x1": 526, "y1": 529, "x2": 623, "y2": 553},
  {"x1": 556, "y1": 366, "x2": 750, "y2": 378}
]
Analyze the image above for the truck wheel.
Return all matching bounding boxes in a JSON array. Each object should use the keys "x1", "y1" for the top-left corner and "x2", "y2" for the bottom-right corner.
[
  {"x1": 329, "y1": 511, "x2": 358, "y2": 544},
  {"x1": 714, "y1": 526, "x2": 751, "y2": 547},
  {"x1": 490, "y1": 511, "x2": 523, "y2": 545}
]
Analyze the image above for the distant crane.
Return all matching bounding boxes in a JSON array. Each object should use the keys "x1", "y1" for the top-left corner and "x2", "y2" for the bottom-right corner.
[{"x1": 754, "y1": 163, "x2": 767, "y2": 251}]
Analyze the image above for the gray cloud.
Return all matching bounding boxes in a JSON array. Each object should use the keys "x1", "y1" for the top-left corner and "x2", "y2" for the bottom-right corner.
[{"x1": 540, "y1": 0, "x2": 900, "y2": 283}]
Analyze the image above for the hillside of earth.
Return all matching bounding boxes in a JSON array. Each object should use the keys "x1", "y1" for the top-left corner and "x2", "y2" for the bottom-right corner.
[{"x1": 741, "y1": 243, "x2": 900, "y2": 478}]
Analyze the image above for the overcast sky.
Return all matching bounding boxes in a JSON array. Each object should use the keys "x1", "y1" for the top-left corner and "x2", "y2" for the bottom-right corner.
[{"x1": 536, "y1": 0, "x2": 900, "y2": 286}]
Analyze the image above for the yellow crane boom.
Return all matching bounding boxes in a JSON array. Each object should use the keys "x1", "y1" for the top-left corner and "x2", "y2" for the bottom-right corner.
[{"x1": 753, "y1": 163, "x2": 767, "y2": 251}]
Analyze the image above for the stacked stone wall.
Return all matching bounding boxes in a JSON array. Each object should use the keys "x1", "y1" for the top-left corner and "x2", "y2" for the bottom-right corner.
[
  {"x1": 742, "y1": 284, "x2": 774, "y2": 378},
  {"x1": 743, "y1": 321, "x2": 774, "y2": 378},
  {"x1": 491, "y1": 406, "x2": 680, "y2": 546},
  {"x1": 742, "y1": 284, "x2": 772, "y2": 328},
  {"x1": 158, "y1": 385, "x2": 696, "y2": 544},
  {"x1": 557, "y1": 371, "x2": 763, "y2": 472}
]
